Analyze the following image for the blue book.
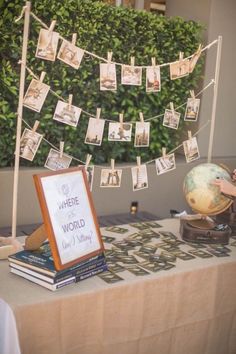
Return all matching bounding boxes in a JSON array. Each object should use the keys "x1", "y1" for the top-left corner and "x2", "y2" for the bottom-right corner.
[{"x1": 8, "y1": 241, "x2": 105, "y2": 278}]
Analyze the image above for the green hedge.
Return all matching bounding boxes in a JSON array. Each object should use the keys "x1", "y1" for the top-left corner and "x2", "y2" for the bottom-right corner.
[{"x1": 0, "y1": 0, "x2": 204, "y2": 167}]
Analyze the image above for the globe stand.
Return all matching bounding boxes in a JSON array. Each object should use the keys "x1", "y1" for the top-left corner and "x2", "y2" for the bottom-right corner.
[
  {"x1": 180, "y1": 218, "x2": 231, "y2": 245},
  {"x1": 215, "y1": 198, "x2": 236, "y2": 234}
]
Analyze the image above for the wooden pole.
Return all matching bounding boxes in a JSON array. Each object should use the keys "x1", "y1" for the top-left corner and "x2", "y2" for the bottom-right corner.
[
  {"x1": 207, "y1": 36, "x2": 222, "y2": 163},
  {"x1": 12, "y1": 1, "x2": 31, "y2": 238}
]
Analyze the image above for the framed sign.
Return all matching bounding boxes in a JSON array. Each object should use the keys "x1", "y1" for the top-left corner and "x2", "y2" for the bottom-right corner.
[{"x1": 33, "y1": 167, "x2": 104, "y2": 270}]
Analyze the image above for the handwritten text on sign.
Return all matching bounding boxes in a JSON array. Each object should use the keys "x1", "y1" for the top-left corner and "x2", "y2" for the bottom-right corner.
[{"x1": 41, "y1": 171, "x2": 100, "y2": 264}]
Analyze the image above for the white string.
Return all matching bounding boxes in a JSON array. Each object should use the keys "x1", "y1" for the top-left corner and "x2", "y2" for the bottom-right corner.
[
  {"x1": 21, "y1": 116, "x2": 211, "y2": 169},
  {"x1": 23, "y1": 62, "x2": 214, "y2": 123},
  {"x1": 29, "y1": 10, "x2": 218, "y2": 68},
  {"x1": 15, "y1": 6, "x2": 27, "y2": 23}
]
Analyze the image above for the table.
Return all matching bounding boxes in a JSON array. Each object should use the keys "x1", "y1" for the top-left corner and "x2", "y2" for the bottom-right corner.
[{"x1": 1, "y1": 218, "x2": 236, "y2": 354}]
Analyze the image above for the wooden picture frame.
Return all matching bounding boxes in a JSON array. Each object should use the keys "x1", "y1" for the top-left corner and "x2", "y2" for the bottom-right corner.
[{"x1": 33, "y1": 167, "x2": 104, "y2": 270}]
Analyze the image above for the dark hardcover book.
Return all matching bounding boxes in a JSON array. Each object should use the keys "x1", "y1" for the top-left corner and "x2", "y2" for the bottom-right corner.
[
  {"x1": 8, "y1": 241, "x2": 105, "y2": 277},
  {"x1": 10, "y1": 263, "x2": 108, "y2": 291},
  {"x1": 9, "y1": 257, "x2": 107, "y2": 284}
]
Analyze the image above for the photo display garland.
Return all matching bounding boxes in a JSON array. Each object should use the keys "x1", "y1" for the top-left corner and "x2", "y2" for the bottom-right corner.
[
  {"x1": 33, "y1": 167, "x2": 104, "y2": 270},
  {"x1": 16, "y1": 6, "x2": 218, "y2": 192}
]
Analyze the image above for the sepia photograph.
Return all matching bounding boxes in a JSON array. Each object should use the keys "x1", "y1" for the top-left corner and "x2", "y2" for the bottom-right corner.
[
  {"x1": 170, "y1": 59, "x2": 190, "y2": 80},
  {"x1": 163, "y1": 109, "x2": 181, "y2": 130},
  {"x1": 100, "y1": 63, "x2": 117, "y2": 91},
  {"x1": 134, "y1": 122, "x2": 150, "y2": 147},
  {"x1": 121, "y1": 65, "x2": 142, "y2": 86},
  {"x1": 23, "y1": 79, "x2": 50, "y2": 112},
  {"x1": 20, "y1": 128, "x2": 43, "y2": 161},
  {"x1": 85, "y1": 117, "x2": 105, "y2": 146},
  {"x1": 57, "y1": 39, "x2": 84, "y2": 69},
  {"x1": 108, "y1": 122, "x2": 132, "y2": 142},
  {"x1": 44, "y1": 148, "x2": 72, "y2": 171},
  {"x1": 35, "y1": 28, "x2": 59, "y2": 62},
  {"x1": 100, "y1": 168, "x2": 122, "y2": 188},
  {"x1": 183, "y1": 137, "x2": 200, "y2": 163},
  {"x1": 155, "y1": 153, "x2": 176, "y2": 175},
  {"x1": 79, "y1": 165, "x2": 94, "y2": 191},
  {"x1": 184, "y1": 98, "x2": 200, "y2": 121},
  {"x1": 53, "y1": 100, "x2": 82, "y2": 127},
  {"x1": 189, "y1": 50, "x2": 201, "y2": 73},
  {"x1": 131, "y1": 164, "x2": 148, "y2": 191},
  {"x1": 146, "y1": 66, "x2": 161, "y2": 92}
]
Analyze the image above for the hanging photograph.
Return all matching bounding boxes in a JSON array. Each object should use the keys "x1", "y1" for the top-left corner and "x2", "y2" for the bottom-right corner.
[
  {"x1": 183, "y1": 137, "x2": 200, "y2": 163},
  {"x1": 44, "y1": 148, "x2": 72, "y2": 171},
  {"x1": 108, "y1": 122, "x2": 132, "y2": 142},
  {"x1": 100, "y1": 63, "x2": 117, "y2": 91},
  {"x1": 170, "y1": 59, "x2": 190, "y2": 80},
  {"x1": 85, "y1": 117, "x2": 105, "y2": 146},
  {"x1": 189, "y1": 50, "x2": 201, "y2": 73},
  {"x1": 57, "y1": 40, "x2": 84, "y2": 69},
  {"x1": 146, "y1": 66, "x2": 161, "y2": 92},
  {"x1": 134, "y1": 122, "x2": 150, "y2": 147},
  {"x1": 23, "y1": 79, "x2": 50, "y2": 112},
  {"x1": 100, "y1": 168, "x2": 122, "y2": 188},
  {"x1": 184, "y1": 98, "x2": 200, "y2": 121},
  {"x1": 20, "y1": 128, "x2": 43, "y2": 161},
  {"x1": 53, "y1": 100, "x2": 82, "y2": 127},
  {"x1": 79, "y1": 165, "x2": 94, "y2": 191},
  {"x1": 155, "y1": 153, "x2": 176, "y2": 175},
  {"x1": 35, "y1": 28, "x2": 59, "y2": 62},
  {"x1": 163, "y1": 109, "x2": 181, "y2": 130},
  {"x1": 131, "y1": 164, "x2": 148, "y2": 191},
  {"x1": 121, "y1": 65, "x2": 142, "y2": 86}
]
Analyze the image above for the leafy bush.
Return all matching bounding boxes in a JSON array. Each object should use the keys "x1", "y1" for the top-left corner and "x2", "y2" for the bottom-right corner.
[{"x1": 0, "y1": 0, "x2": 204, "y2": 167}]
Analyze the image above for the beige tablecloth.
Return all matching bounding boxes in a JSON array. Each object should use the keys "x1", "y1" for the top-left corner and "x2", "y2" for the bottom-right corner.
[{"x1": 0, "y1": 218, "x2": 236, "y2": 354}]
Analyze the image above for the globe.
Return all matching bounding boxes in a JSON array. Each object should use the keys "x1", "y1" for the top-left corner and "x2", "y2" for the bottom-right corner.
[{"x1": 183, "y1": 163, "x2": 233, "y2": 216}]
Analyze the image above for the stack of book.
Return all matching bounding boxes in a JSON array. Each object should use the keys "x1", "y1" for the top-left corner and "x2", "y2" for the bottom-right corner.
[{"x1": 8, "y1": 242, "x2": 107, "y2": 291}]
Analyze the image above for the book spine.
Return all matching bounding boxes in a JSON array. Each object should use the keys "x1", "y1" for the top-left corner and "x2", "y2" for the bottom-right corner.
[
  {"x1": 54, "y1": 258, "x2": 107, "y2": 283},
  {"x1": 75, "y1": 264, "x2": 108, "y2": 282}
]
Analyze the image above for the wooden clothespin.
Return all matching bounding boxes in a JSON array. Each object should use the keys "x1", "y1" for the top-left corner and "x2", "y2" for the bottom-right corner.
[
  {"x1": 179, "y1": 52, "x2": 184, "y2": 61},
  {"x1": 49, "y1": 20, "x2": 56, "y2": 33},
  {"x1": 59, "y1": 141, "x2": 64, "y2": 159},
  {"x1": 137, "y1": 156, "x2": 141, "y2": 170},
  {"x1": 39, "y1": 71, "x2": 46, "y2": 83},
  {"x1": 107, "y1": 51, "x2": 113, "y2": 64},
  {"x1": 68, "y1": 94, "x2": 73, "y2": 111},
  {"x1": 188, "y1": 130, "x2": 192, "y2": 140},
  {"x1": 130, "y1": 56, "x2": 135, "y2": 66},
  {"x1": 119, "y1": 113, "x2": 124, "y2": 131},
  {"x1": 170, "y1": 102, "x2": 175, "y2": 117},
  {"x1": 71, "y1": 33, "x2": 77, "y2": 46},
  {"x1": 139, "y1": 112, "x2": 144, "y2": 123},
  {"x1": 151, "y1": 57, "x2": 156, "y2": 67},
  {"x1": 111, "y1": 158, "x2": 115, "y2": 172},
  {"x1": 196, "y1": 44, "x2": 203, "y2": 54},
  {"x1": 162, "y1": 147, "x2": 167, "y2": 158},
  {"x1": 96, "y1": 108, "x2": 101, "y2": 120},
  {"x1": 190, "y1": 90, "x2": 195, "y2": 99},
  {"x1": 85, "y1": 154, "x2": 92, "y2": 170},
  {"x1": 32, "y1": 120, "x2": 40, "y2": 133}
]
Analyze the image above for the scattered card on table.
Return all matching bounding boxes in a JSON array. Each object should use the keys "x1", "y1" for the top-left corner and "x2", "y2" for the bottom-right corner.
[
  {"x1": 134, "y1": 250, "x2": 151, "y2": 260},
  {"x1": 105, "y1": 226, "x2": 129, "y2": 234},
  {"x1": 118, "y1": 255, "x2": 139, "y2": 264},
  {"x1": 139, "y1": 261, "x2": 164, "y2": 272},
  {"x1": 172, "y1": 250, "x2": 195, "y2": 260},
  {"x1": 206, "y1": 249, "x2": 230, "y2": 257},
  {"x1": 188, "y1": 249, "x2": 213, "y2": 258},
  {"x1": 107, "y1": 262, "x2": 126, "y2": 273},
  {"x1": 124, "y1": 264, "x2": 150, "y2": 276},
  {"x1": 143, "y1": 221, "x2": 162, "y2": 228},
  {"x1": 98, "y1": 271, "x2": 124, "y2": 284},
  {"x1": 102, "y1": 235, "x2": 116, "y2": 243},
  {"x1": 139, "y1": 244, "x2": 157, "y2": 254},
  {"x1": 130, "y1": 222, "x2": 150, "y2": 230}
]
